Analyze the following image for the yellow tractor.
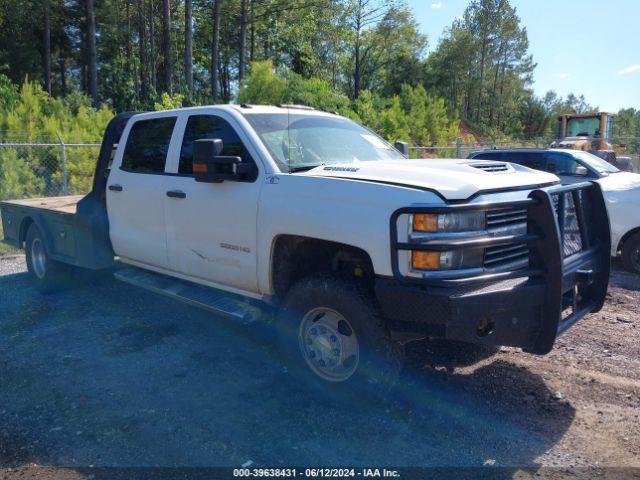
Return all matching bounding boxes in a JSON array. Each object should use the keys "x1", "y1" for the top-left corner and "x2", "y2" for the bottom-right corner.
[{"x1": 550, "y1": 112, "x2": 630, "y2": 169}]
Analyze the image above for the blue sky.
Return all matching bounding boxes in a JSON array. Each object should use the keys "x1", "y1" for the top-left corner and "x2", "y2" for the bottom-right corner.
[{"x1": 406, "y1": 0, "x2": 640, "y2": 111}]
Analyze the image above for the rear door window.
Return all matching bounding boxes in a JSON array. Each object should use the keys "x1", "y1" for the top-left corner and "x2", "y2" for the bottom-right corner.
[
  {"x1": 503, "y1": 152, "x2": 546, "y2": 171},
  {"x1": 470, "y1": 152, "x2": 505, "y2": 161},
  {"x1": 121, "y1": 117, "x2": 177, "y2": 173}
]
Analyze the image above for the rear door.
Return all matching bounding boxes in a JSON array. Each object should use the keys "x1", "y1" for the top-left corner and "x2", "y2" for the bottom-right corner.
[
  {"x1": 163, "y1": 112, "x2": 262, "y2": 293},
  {"x1": 106, "y1": 115, "x2": 177, "y2": 269},
  {"x1": 507, "y1": 151, "x2": 547, "y2": 171}
]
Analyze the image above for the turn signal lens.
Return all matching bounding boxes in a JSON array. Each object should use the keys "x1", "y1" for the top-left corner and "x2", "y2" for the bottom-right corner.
[
  {"x1": 411, "y1": 251, "x2": 440, "y2": 270},
  {"x1": 412, "y1": 214, "x2": 438, "y2": 232},
  {"x1": 193, "y1": 163, "x2": 207, "y2": 173},
  {"x1": 411, "y1": 212, "x2": 485, "y2": 233}
]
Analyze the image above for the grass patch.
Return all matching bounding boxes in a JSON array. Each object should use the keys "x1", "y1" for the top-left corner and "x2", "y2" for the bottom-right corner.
[{"x1": 0, "y1": 222, "x2": 20, "y2": 256}]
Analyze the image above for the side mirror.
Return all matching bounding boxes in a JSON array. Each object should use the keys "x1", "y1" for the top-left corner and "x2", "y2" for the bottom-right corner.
[
  {"x1": 575, "y1": 165, "x2": 588, "y2": 176},
  {"x1": 394, "y1": 141, "x2": 409, "y2": 157},
  {"x1": 193, "y1": 138, "x2": 249, "y2": 183}
]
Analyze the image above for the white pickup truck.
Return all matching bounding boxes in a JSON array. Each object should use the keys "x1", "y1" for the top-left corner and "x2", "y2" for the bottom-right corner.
[{"x1": 0, "y1": 105, "x2": 611, "y2": 391}]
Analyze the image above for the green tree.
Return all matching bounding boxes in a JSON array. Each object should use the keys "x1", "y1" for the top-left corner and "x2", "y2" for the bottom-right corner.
[
  {"x1": 0, "y1": 77, "x2": 113, "y2": 199},
  {"x1": 426, "y1": 0, "x2": 534, "y2": 136}
]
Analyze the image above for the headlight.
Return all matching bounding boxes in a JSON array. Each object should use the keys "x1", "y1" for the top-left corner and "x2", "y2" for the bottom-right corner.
[
  {"x1": 411, "y1": 248, "x2": 484, "y2": 271},
  {"x1": 412, "y1": 212, "x2": 485, "y2": 233},
  {"x1": 409, "y1": 211, "x2": 485, "y2": 272}
]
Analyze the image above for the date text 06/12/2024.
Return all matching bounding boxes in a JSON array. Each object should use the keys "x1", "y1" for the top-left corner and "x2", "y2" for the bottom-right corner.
[{"x1": 233, "y1": 468, "x2": 401, "y2": 478}]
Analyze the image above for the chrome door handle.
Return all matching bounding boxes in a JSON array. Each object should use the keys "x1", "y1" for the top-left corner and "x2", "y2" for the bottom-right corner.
[{"x1": 166, "y1": 190, "x2": 186, "y2": 199}]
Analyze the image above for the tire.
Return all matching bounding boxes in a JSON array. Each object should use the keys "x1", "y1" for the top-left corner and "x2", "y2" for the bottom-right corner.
[
  {"x1": 276, "y1": 274, "x2": 403, "y2": 396},
  {"x1": 621, "y1": 232, "x2": 640, "y2": 274},
  {"x1": 25, "y1": 224, "x2": 72, "y2": 293}
]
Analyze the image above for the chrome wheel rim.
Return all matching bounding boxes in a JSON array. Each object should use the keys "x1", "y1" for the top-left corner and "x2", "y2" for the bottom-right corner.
[
  {"x1": 31, "y1": 238, "x2": 46, "y2": 279},
  {"x1": 298, "y1": 307, "x2": 359, "y2": 382}
]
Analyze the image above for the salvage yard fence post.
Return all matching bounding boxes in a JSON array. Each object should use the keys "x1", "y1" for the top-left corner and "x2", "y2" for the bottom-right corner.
[{"x1": 56, "y1": 132, "x2": 69, "y2": 196}]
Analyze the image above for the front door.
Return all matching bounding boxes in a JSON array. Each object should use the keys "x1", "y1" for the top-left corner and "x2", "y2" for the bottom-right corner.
[
  {"x1": 107, "y1": 115, "x2": 177, "y2": 269},
  {"x1": 163, "y1": 113, "x2": 262, "y2": 293},
  {"x1": 542, "y1": 152, "x2": 591, "y2": 184}
]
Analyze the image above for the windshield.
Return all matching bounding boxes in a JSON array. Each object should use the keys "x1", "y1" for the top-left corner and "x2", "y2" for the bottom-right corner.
[
  {"x1": 566, "y1": 117, "x2": 600, "y2": 137},
  {"x1": 570, "y1": 150, "x2": 620, "y2": 174},
  {"x1": 243, "y1": 113, "x2": 405, "y2": 172}
]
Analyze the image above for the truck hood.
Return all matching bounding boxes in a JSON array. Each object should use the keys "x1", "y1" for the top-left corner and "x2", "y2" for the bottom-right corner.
[{"x1": 300, "y1": 159, "x2": 559, "y2": 200}]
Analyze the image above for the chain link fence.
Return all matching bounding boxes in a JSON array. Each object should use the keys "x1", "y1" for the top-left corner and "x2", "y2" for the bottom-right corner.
[
  {"x1": 0, "y1": 141, "x2": 101, "y2": 201},
  {"x1": 1, "y1": 137, "x2": 639, "y2": 204}
]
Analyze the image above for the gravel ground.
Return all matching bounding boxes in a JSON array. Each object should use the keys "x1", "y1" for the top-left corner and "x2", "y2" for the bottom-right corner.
[{"x1": 0, "y1": 254, "x2": 638, "y2": 475}]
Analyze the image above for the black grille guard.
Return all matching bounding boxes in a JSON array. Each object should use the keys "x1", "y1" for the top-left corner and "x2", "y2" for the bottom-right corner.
[{"x1": 390, "y1": 181, "x2": 611, "y2": 354}]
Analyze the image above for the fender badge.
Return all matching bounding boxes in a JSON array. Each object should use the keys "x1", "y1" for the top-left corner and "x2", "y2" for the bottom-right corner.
[{"x1": 265, "y1": 175, "x2": 280, "y2": 184}]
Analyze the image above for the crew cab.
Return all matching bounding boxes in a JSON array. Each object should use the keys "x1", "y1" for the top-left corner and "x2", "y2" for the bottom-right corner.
[
  {"x1": 469, "y1": 148, "x2": 640, "y2": 274},
  {"x1": 0, "y1": 106, "x2": 611, "y2": 390}
]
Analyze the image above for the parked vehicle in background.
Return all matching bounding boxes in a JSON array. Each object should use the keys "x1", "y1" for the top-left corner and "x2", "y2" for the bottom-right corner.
[
  {"x1": 469, "y1": 148, "x2": 640, "y2": 274},
  {"x1": 0, "y1": 107, "x2": 611, "y2": 392},
  {"x1": 550, "y1": 112, "x2": 632, "y2": 171}
]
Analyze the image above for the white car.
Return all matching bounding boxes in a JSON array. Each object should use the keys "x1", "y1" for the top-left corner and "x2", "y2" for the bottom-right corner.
[
  {"x1": 469, "y1": 148, "x2": 640, "y2": 273},
  {"x1": 1, "y1": 106, "x2": 611, "y2": 390}
]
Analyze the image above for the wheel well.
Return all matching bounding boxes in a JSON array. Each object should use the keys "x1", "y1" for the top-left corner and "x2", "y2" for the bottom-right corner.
[
  {"x1": 18, "y1": 217, "x2": 35, "y2": 248},
  {"x1": 618, "y1": 227, "x2": 640, "y2": 253},
  {"x1": 271, "y1": 235, "x2": 375, "y2": 300}
]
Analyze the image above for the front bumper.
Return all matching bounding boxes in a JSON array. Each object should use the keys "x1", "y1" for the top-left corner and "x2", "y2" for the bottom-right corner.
[{"x1": 378, "y1": 182, "x2": 610, "y2": 354}]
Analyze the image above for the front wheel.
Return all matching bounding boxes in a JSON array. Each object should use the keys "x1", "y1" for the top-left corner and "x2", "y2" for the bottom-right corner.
[
  {"x1": 621, "y1": 232, "x2": 640, "y2": 274},
  {"x1": 25, "y1": 224, "x2": 72, "y2": 293},
  {"x1": 276, "y1": 274, "x2": 403, "y2": 394}
]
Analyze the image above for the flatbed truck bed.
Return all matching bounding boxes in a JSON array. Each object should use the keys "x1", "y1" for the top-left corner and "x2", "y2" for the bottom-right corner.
[
  {"x1": 0, "y1": 114, "x2": 134, "y2": 271},
  {"x1": 0, "y1": 192, "x2": 114, "y2": 270},
  {"x1": 1, "y1": 195, "x2": 84, "y2": 215}
]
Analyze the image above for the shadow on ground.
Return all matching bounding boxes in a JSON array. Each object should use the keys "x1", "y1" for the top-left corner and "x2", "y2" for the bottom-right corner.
[{"x1": 0, "y1": 259, "x2": 574, "y2": 470}]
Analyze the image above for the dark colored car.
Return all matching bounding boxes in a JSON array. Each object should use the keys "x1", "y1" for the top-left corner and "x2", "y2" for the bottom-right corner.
[{"x1": 468, "y1": 148, "x2": 640, "y2": 274}]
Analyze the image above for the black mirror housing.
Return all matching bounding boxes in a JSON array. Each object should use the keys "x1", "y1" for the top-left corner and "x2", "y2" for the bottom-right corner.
[
  {"x1": 194, "y1": 138, "x2": 223, "y2": 160},
  {"x1": 394, "y1": 141, "x2": 409, "y2": 156},
  {"x1": 194, "y1": 138, "x2": 241, "y2": 183},
  {"x1": 194, "y1": 155, "x2": 243, "y2": 183},
  {"x1": 193, "y1": 138, "x2": 257, "y2": 183}
]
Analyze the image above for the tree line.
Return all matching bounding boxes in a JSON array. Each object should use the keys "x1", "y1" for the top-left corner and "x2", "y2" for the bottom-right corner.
[{"x1": 0, "y1": 0, "x2": 638, "y2": 144}]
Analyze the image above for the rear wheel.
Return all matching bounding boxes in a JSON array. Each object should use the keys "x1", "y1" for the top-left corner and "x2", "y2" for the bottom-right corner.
[
  {"x1": 276, "y1": 274, "x2": 403, "y2": 395},
  {"x1": 621, "y1": 232, "x2": 640, "y2": 274},
  {"x1": 25, "y1": 224, "x2": 72, "y2": 293}
]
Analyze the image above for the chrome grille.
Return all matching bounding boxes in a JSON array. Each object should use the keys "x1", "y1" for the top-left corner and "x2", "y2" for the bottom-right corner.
[
  {"x1": 484, "y1": 207, "x2": 530, "y2": 269},
  {"x1": 486, "y1": 207, "x2": 528, "y2": 229},
  {"x1": 552, "y1": 192, "x2": 583, "y2": 257}
]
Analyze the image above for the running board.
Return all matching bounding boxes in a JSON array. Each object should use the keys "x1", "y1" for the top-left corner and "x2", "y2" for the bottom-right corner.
[{"x1": 113, "y1": 266, "x2": 262, "y2": 324}]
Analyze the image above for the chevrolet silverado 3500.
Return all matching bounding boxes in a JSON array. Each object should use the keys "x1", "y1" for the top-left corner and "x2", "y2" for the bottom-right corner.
[{"x1": 0, "y1": 105, "x2": 611, "y2": 390}]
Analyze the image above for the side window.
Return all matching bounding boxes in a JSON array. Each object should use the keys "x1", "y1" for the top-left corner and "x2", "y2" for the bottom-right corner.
[
  {"x1": 179, "y1": 115, "x2": 256, "y2": 177},
  {"x1": 121, "y1": 117, "x2": 176, "y2": 173},
  {"x1": 471, "y1": 152, "x2": 504, "y2": 161},
  {"x1": 507, "y1": 152, "x2": 546, "y2": 171},
  {"x1": 543, "y1": 152, "x2": 582, "y2": 176}
]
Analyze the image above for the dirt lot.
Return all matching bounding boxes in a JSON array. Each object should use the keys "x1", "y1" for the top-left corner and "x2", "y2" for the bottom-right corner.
[{"x1": 0, "y1": 253, "x2": 638, "y2": 476}]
